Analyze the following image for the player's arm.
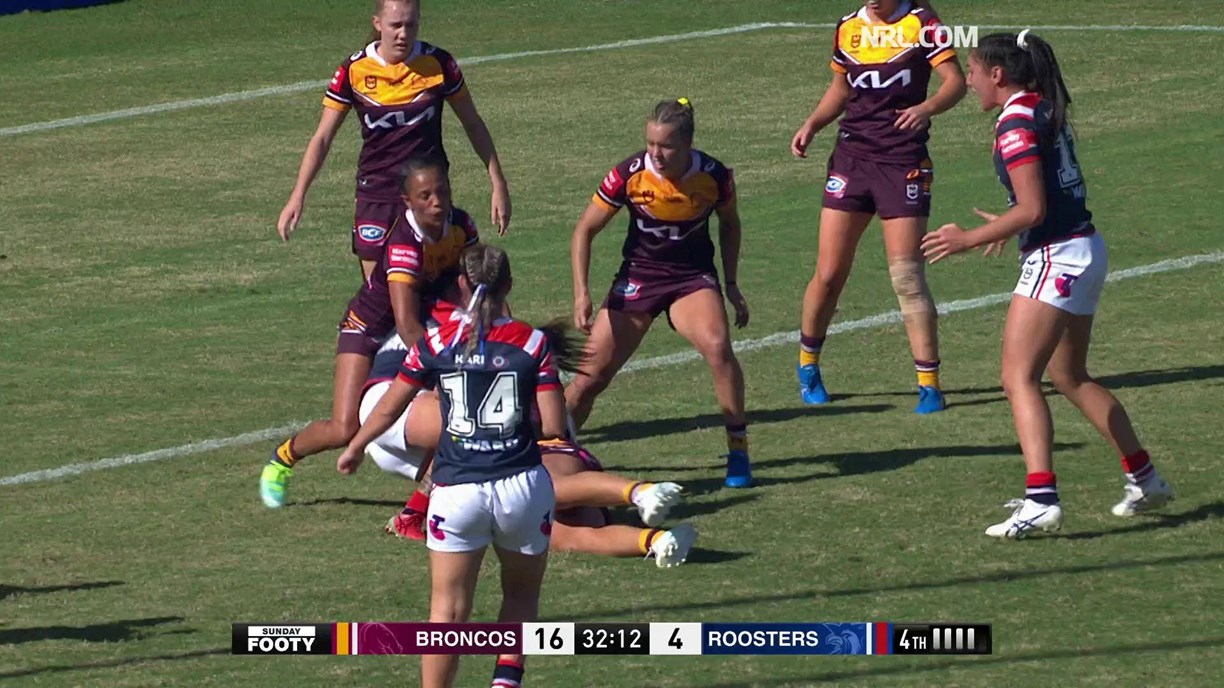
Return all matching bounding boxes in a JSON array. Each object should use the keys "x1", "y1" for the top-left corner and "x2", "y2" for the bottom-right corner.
[
  {"x1": 389, "y1": 280, "x2": 425, "y2": 347},
  {"x1": 278, "y1": 107, "x2": 348, "y2": 240},
  {"x1": 337, "y1": 374, "x2": 423, "y2": 474},
  {"x1": 535, "y1": 386, "x2": 567, "y2": 440},
  {"x1": 791, "y1": 74, "x2": 851, "y2": 157},
  {"x1": 715, "y1": 175, "x2": 749, "y2": 328},
  {"x1": 571, "y1": 200, "x2": 619, "y2": 333},
  {"x1": 449, "y1": 93, "x2": 511, "y2": 235},
  {"x1": 922, "y1": 160, "x2": 1046, "y2": 262},
  {"x1": 895, "y1": 59, "x2": 966, "y2": 130}
]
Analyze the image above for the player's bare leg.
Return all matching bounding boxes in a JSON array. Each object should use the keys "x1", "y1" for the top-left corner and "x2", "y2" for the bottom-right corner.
[
  {"x1": 882, "y1": 216, "x2": 944, "y2": 413},
  {"x1": 422, "y1": 548, "x2": 485, "y2": 688},
  {"x1": 565, "y1": 307, "x2": 652, "y2": 430},
  {"x1": 544, "y1": 454, "x2": 683, "y2": 526},
  {"x1": 261, "y1": 352, "x2": 370, "y2": 508},
  {"x1": 798, "y1": 209, "x2": 872, "y2": 405},
  {"x1": 551, "y1": 510, "x2": 696, "y2": 567},
  {"x1": 1046, "y1": 314, "x2": 1173, "y2": 516},
  {"x1": 669, "y1": 288, "x2": 752, "y2": 487},
  {"x1": 488, "y1": 547, "x2": 547, "y2": 688},
  {"x1": 986, "y1": 296, "x2": 1069, "y2": 538}
]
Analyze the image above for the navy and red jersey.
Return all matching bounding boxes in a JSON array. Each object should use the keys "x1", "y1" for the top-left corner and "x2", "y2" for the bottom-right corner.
[
  {"x1": 340, "y1": 207, "x2": 478, "y2": 342},
  {"x1": 323, "y1": 41, "x2": 468, "y2": 201},
  {"x1": 992, "y1": 91, "x2": 1094, "y2": 252},
  {"x1": 591, "y1": 149, "x2": 736, "y2": 280},
  {"x1": 398, "y1": 317, "x2": 561, "y2": 485},
  {"x1": 830, "y1": 3, "x2": 957, "y2": 163}
]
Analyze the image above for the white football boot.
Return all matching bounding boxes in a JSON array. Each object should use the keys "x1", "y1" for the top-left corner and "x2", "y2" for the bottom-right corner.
[
  {"x1": 985, "y1": 499, "x2": 1064, "y2": 539},
  {"x1": 1111, "y1": 476, "x2": 1175, "y2": 517},
  {"x1": 633, "y1": 482, "x2": 684, "y2": 527},
  {"x1": 650, "y1": 523, "x2": 698, "y2": 568}
]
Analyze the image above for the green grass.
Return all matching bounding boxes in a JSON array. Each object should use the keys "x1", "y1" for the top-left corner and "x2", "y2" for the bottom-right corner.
[{"x1": 2, "y1": 1, "x2": 1223, "y2": 686}]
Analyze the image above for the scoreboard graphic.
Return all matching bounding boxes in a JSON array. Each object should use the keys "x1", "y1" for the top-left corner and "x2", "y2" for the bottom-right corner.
[{"x1": 233, "y1": 622, "x2": 992, "y2": 656}]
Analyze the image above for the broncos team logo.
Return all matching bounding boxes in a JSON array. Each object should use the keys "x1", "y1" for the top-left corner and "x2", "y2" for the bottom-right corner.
[
  {"x1": 359, "y1": 623, "x2": 404, "y2": 655},
  {"x1": 1055, "y1": 272, "x2": 1080, "y2": 298}
]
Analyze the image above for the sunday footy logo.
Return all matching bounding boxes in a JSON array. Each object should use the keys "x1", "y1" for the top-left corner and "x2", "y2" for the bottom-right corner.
[{"x1": 232, "y1": 624, "x2": 332, "y2": 654}]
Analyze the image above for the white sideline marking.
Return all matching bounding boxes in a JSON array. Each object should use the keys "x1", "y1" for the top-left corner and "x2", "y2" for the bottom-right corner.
[
  {"x1": 2, "y1": 21, "x2": 1221, "y2": 137},
  {"x1": 3, "y1": 250, "x2": 1221, "y2": 488}
]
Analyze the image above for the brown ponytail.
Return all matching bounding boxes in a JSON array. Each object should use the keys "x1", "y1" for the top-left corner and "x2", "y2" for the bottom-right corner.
[{"x1": 458, "y1": 244, "x2": 513, "y2": 360}]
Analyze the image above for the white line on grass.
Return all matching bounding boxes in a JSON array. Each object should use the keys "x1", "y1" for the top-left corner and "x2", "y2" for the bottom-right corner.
[
  {"x1": 2, "y1": 21, "x2": 1221, "y2": 138},
  {"x1": 3, "y1": 250, "x2": 1221, "y2": 488}
]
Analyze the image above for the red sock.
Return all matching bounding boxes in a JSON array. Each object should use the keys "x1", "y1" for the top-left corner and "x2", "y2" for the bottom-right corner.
[
  {"x1": 1025, "y1": 471, "x2": 1059, "y2": 506},
  {"x1": 405, "y1": 489, "x2": 430, "y2": 513},
  {"x1": 1121, "y1": 450, "x2": 1154, "y2": 483}
]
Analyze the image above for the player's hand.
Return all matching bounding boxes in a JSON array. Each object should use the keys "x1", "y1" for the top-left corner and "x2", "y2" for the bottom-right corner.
[
  {"x1": 972, "y1": 209, "x2": 1006, "y2": 256},
  {"x1": 573, "y1": 293, "x2": 593, "y2": 335},
  {"x1": 491, "y1": 182, "x2": 511, "y2": 236},
  {"x1": 791, "y1": 122, "x2": 818, "y2": 158},
  {"x1": 726, "y1": 283, "x2": 750, "y2": 328},
  {"x1": 921, "y1": 223, "x2": 970, "y2": 264},
  {"x1": 277, "y1": 196, "x2": 305, "y2": 242},
  {"x1": 894, "y1": 104, "x2": 933, "y2": 131},
  {"x1": 336, "y1": 445, "x2": 365, "y2": 475}
]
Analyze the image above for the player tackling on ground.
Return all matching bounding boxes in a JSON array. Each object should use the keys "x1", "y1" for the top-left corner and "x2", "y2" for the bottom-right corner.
[{"x1": 921, "y1": 31, "x2": 1174, "y2": 538}]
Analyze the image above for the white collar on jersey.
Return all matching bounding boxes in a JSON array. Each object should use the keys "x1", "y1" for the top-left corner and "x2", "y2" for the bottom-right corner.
[
  {"x1": 365, "y1": 40, "x2": 422, "y2": 67},
  {"x1": 997, "y1": 90, "x2": 1039, "y2": 122},
  {"x1": 857, "y1": 1, "x2": 914, "y2": 24},
  {"x1": 404, "y1": 208, "x2": 452, "y2": 243},
  {"x1": 643, "y1": 149, "x2": 701, "y2": 182}
]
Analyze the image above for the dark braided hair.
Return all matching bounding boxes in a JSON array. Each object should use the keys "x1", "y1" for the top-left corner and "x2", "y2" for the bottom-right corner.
[{"x1": 648, "y1": 98, "x2": 695, "y2": 143}]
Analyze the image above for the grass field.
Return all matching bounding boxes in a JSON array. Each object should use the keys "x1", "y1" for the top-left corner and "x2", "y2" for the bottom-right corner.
[{"x1": 2, "y1": 1, "x2": 1223, "y2": 685}]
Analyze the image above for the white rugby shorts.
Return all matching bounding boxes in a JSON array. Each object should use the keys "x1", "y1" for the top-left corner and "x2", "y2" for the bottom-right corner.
[
  {"x1": 426, "y1": 465, "x2": 555, "y2": 555},
  {"x1": 1014, "y1": 233, "x2": 1107, "y2": 315},
  {"x1": 359, "y1": 381, "x2": 428, "y2": 481}
]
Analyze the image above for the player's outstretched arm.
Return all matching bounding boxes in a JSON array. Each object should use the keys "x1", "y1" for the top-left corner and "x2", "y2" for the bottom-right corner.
[
  {"x1": 337, "y1": 377, "x2": 422, "y2": 474},
  {"x1": 922, "y1": 163, "x2": 1046, "y2": 263},
  {"x1": 278, "y1": 107, "x2": 347, "y2": 241},
  {"x1": 389, "y1": 281, "x2": 424, "y2": 350}
]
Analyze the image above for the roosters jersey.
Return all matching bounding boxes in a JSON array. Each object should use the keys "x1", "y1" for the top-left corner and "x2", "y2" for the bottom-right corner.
[
  {"x1": 323, "y1": 41, "x2": 468, "y2": 201},
  {"x1": 591, "y1": 149, "x2": 735, "y2": 279},
  {"x1": 992, "y1": 91, "x2": 1094, "y2": 252},
  {"x1": 399, "y1": 318, "x2": 561, "y2": 485},
  {"x1": 830, "y1": 2, "x2": 957, "y2": 162}
]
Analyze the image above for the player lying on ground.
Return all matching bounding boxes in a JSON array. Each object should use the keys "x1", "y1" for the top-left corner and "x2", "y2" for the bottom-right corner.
[
  {"x1": 343, "y1": 288, "x2": 697, "y2": 567},
  {"x1": 920, "y1": 31, "x2": 1174, "y2": 539}
]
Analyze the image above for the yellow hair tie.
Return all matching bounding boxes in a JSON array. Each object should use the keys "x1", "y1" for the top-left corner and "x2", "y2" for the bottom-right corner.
[{"x1": 677, "y1": 97, "x2": 691, "y2": 108}]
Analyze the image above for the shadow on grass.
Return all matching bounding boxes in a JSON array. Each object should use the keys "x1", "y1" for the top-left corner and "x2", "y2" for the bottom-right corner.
[
  {"x1": 0, "y1": 647, "x2": 228, "y2": 680},
  {"x1": 1055, "y1": 501, "x2": 1224, "y2": 541},
  {"x1": 582, "y1": 404, "x2": 895, "y2": 446},
  {"x1": 0, "y1": 580, "x2": 124, "y2": 601},
  {"x1": 286, "y1": 497, "x2": 404, "y2": 509},
  {"x1": 0, "y1": 616, "x2": 186, "y2": 645}
]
